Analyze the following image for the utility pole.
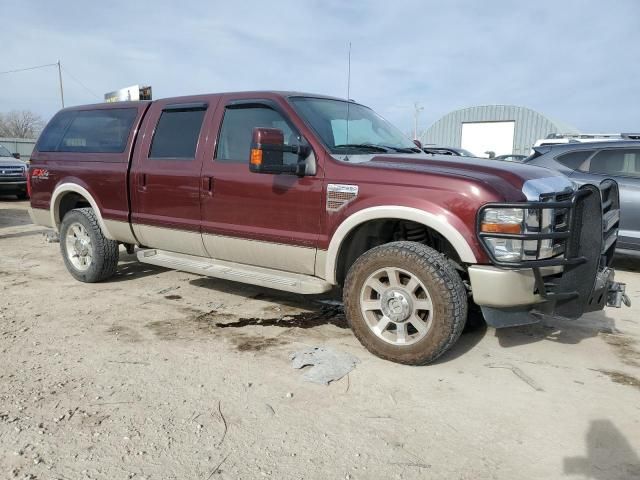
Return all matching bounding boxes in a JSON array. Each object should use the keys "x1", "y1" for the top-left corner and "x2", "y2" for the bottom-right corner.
[
  {"x1": 57, "y1": 60, "x2": 65, "y2": 108},
  {"x1": 413, "y1": 102, "x2": 424, "y2": 140}
]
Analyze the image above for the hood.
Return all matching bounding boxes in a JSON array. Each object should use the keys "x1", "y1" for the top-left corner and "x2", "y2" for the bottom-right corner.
[
  {"x1": 0, "y1": 157, "x2": 28, "y2": 167},
  {"x1": 362, "y1": 154, "x2": 573, "y2": 201}
]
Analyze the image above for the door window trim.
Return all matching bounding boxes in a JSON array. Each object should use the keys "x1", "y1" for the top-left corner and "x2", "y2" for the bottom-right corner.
[
  {"x1": 213, "y1": 99, "x2": 301, "y2": 162},
  {"x1": 147, "y1": 103, "x2": 208, "y2": 161}
]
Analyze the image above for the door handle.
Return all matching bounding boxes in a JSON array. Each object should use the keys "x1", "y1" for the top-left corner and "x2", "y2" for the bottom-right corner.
[
  {"x1": 138, "y1": 173, "x2": 147, "y2": 191},
  {"x1": 202, "y1": 176, "x2": 214, "y2": 196}
]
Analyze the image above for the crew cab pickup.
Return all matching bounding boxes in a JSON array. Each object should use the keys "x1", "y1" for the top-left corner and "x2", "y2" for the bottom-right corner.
[{"x1": 28, "y1": 92, "x2": 629, "y2": 364}]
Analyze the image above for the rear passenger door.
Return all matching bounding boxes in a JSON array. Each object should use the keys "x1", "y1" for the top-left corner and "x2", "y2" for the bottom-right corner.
[{"x1": 130, "y1": 98, "x2": 218, "y2": 256}]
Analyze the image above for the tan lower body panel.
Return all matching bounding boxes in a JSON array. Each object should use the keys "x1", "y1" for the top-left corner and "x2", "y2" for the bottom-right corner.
[
  {"x1": 28, "y1": 208, "x2": 52, "y2": 228},
  {"x1": 202, "y1": 234, "x2": 316, "y2": 275},
  {"x1": 132, "y1": 224, "x2": 208, "y2": 257},
  {"x1": 104, "y1": 220, "x2": 137, "y2": 244},
  {"x1": 469, "y1": 265, "x2": 562, "y2": 307}
]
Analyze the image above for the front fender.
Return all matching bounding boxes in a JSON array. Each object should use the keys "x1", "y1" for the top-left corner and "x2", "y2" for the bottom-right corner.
[{"x1": 324, "y1": 204, "x2": 480, "y2": 284}]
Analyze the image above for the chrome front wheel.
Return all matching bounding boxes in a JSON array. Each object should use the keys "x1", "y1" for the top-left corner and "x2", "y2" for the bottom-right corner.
[{"x1": 360, "y1": 267, "x2": 434, "y2": 346}]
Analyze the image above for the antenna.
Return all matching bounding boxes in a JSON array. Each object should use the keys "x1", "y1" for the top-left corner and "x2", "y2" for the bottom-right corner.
[{"x1": 345, "y1": 42, "x2": 351, "y2": 149}]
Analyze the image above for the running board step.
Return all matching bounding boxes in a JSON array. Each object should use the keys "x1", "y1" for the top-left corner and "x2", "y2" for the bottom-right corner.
[{"x1": 136, "y1": 249, "x2": 332, "y2": 294}]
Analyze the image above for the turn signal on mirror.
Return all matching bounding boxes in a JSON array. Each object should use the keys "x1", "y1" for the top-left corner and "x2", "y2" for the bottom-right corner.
[{"x1": 250, "y1": 148, "x2": 263, "y2": 166}]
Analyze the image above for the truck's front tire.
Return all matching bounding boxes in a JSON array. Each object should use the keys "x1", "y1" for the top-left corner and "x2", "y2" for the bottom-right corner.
[
  {"x1": 60, "y1": 208, "x2": 119, "y2": 283},
  {"x1": 343, "y1": 241, "x2": 467, "y2": 365}
]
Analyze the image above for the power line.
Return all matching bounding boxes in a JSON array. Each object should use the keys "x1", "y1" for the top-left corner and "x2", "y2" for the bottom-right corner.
[
  {"x1": 60, "y1": 65, "x2": 101, "y2": 99},
  {"x1": 0, "y1": 63, "x2": 58, "y2": 75}
]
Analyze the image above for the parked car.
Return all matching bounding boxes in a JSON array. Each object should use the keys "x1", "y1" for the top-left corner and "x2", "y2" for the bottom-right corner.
[
  {"x1": 422, "y1": 145, "x2": 476, "y2": 157},
  {"x1": 27, "y1": 92, "x2": 628, "y2": 364},
  {"x1": 495, "y1": 154, "x2": 527, "y2": 162},
  {"x1": 0, "y1": 144, "x2": 29, "y2": 199},
  {"x1": 525, "y1": 141, "x2": 640, "y2": 256}
]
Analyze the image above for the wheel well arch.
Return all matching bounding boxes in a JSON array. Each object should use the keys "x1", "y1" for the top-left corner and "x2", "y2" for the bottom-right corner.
[
  {"x1": 50, "y1": 183, "x2": 116, "y2": 240},
  {"x1": 325, "y1": 206, "x2": 478, "y2": 285},
  {"x1": 57, "y1": 192, "x2": 92, "y2": 224}
]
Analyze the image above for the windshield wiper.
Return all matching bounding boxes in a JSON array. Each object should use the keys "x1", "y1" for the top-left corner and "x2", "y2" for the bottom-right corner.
[
  {"x1": 333, "y1": 143, "x2": 390, "y2": 153},
  {"x1": 375, "y1": 144, "x2": 422, "y2": 153}
]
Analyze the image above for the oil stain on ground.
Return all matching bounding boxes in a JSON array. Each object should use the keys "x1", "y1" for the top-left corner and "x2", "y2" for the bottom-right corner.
[
  {"x1": 600, "y1": 332, "x2": 640, "y2": 368},
  {"x1": 213, "y1": 305, "x2": 348, "y2": 330},
  {"x1": 145, "y1": 304, "x2": 347, "y2": 352},
  {"x1": 596, "y1": 369, "x2": 640, "y2": 391}
]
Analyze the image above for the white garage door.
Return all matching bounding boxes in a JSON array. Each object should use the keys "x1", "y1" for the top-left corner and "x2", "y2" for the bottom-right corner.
[{"x1": 461, "y1": 121, "x2": 515, "y2": 158}]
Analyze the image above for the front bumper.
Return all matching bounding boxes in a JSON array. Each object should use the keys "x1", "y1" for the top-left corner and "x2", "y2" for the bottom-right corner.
[
  {"x1": 0, "y1": 180, "x2": 27, "y2": 193},
  {"x1": 471, "y1": 180, "x2": 630, "y2": 327}
]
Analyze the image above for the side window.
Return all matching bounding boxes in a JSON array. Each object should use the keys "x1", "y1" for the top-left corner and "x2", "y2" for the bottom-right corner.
[
  {"x1": 555, "y1": 150, "x2": 594, "y2": 170},
  {"x1": 36, "y1": 111, "x2": 76, "y2": 152},
  {"x1": 216, "y1": 106, "x2": 300, "y2": 164},
  {"x1": 59, "y1": 109, "x2": 138, "y2": 153},
  {"x1": 149, "y1": 108, "x2": 206, "y2": 159},
  {"x1": 586, "y1": 149, "x2": 640, "y2": 177}
]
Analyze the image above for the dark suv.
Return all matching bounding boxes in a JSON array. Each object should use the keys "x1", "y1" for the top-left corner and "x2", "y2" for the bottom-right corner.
[{"x1": 525, "y1": 141, "x2": 640, "y2": 255}]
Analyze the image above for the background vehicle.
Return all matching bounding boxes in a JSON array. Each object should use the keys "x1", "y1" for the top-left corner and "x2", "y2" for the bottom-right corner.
[
  {"x1": 525, "y1": 141, "x2": 640, "y2": 256},
  {"x1": 422, "y1": 145, "x2": 477, "y2": 157},
  {"x1": 533, "y1": 132, "x2": 640, "y2": 148},
  {"x1": 27, "y1": 92, "x2": 628, "y2": 365},
  {"x1": 0, "y1": 144, "x2": 29, "y2": 199},
  {"x1": 495, "y1": 154, "x2": 527, "y2": 162}
]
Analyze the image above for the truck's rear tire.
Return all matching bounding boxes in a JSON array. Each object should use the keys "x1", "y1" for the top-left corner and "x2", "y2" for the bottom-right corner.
[
  {"x1": 60, "y1": 208, "x2": 119, "y2": 283},
  {"x1": 343, "y1": 241, "x2": 467, "y2": 365}
]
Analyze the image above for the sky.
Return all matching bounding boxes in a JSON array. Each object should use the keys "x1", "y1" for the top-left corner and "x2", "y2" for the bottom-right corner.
[{"x1": 2, "y1": 0, "x2": 639, "y2": 135}]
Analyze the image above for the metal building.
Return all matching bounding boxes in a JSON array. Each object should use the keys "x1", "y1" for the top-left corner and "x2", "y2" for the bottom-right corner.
[{"x1": 422, "y1": 105, "x2": 579, "y2": 157}]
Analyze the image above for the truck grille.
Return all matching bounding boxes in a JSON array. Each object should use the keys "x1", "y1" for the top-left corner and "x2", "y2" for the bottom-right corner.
[
  {"x1": 478, "y1": 183, "x2": 615, "y2": 269},
  {"x1": 600, "y1": 180, "x2": 620, "y2": 256},
  {"x1": 522, "y1": 190, "x2": 573, "y2": 261},
  {"x1": 0, "y1": 165, "x2": 26, "y2": 178}
]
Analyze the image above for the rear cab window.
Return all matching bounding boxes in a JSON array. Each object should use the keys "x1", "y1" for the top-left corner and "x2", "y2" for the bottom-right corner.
[{"x1": 36, "y1": 109, "x2": 138, "y2": 153}]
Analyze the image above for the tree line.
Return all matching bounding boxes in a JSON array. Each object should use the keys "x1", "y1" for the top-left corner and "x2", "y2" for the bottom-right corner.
[{"x1": 0, "y1": 110, "x2": 45, "y2": 139}]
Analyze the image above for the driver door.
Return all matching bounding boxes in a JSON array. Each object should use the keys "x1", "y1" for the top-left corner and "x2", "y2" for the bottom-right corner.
[{"x1": 200, "y1": 97, "x2": 323, "y2": 275}]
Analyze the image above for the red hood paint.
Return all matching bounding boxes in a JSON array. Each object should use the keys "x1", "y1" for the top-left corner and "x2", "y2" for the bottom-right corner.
[{"x1": 364, "y1": 154, "x2": 561, "y2": 202}]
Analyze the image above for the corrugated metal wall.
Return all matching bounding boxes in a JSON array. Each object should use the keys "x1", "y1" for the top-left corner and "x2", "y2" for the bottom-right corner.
[
  {"x1": 422, "y1": 105, "x2": 579, "y2": 155},
  {"x1": 0, "y1": 137, "x2": 36, "y2": 161}
]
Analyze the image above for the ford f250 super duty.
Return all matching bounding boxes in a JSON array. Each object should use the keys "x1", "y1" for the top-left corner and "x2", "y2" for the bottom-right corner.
[{"x1": 27, "y1": 91, "x2": 629, "y2": 364}]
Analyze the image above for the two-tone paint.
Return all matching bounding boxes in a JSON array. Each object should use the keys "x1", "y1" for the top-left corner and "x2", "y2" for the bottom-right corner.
[{"x1": 28, "y1": 91, "x2": 571, "y2": 288}]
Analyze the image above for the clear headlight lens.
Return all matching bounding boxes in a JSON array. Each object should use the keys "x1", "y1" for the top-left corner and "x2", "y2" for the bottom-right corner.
[{"x1": 480, "y1": 206, "x2": 560, "y2": 262}]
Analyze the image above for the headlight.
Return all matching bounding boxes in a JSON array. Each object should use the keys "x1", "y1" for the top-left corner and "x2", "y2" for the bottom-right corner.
[{"x1": 479, "y1": 207, "x2": 557, "y2": 263}]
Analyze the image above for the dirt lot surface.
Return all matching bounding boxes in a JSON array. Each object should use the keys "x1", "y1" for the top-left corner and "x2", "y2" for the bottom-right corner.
[{"x1": 1, "y1": 198, "x2": 639, "y2": 480}]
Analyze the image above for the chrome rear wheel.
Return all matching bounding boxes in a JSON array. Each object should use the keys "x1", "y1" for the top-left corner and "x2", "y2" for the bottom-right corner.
[{"x1": 64, "y1": 222, "x2": 93, "y2": 271}]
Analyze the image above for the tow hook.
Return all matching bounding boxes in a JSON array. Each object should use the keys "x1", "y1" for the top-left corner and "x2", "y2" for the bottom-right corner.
[{"x1": 607, "y1": 282, "x2": 631, "y2": 308}]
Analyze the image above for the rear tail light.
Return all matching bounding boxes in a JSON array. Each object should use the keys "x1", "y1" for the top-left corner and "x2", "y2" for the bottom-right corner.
[{"x1": 26, "y1": 166, "x2": 32, "y2": 197}]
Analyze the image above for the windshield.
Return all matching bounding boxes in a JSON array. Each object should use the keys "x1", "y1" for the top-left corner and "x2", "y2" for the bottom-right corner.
[
  {"x1": 289, "y1": 97, "x2": 420, "y2": 156},
  {"x1": 0, "y1": 145, "x2": 12, "y2": 157},
  {"x1": 458, "y1": 148, "x2": 476, "y2": 157}
]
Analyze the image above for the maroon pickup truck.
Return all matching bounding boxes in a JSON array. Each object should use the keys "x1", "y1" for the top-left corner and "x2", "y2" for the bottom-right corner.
[{"x1": 28, "y1": 91, "x2": 629, "y2": 364}]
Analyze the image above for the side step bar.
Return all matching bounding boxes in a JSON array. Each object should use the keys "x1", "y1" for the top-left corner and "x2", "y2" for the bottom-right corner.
[{"x1": 136, "y1": 249, "x2": 332, "y2": 295}]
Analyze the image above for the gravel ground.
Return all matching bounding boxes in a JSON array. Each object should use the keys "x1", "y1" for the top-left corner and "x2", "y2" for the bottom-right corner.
[{"x1": 1, "y1": 198, "x2": 639, "y2": 480}]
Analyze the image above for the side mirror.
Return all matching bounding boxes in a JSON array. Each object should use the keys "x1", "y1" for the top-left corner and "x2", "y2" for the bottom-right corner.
[
  {"x1": 12, "y1": 153, "x2": 20, "y2": 160},
  {"x1": 249, "y1": 127, "x2": 308, "y2": 176},
  {"x1": 413, "y1": 139, "x2": 422, "y2": 149}
]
